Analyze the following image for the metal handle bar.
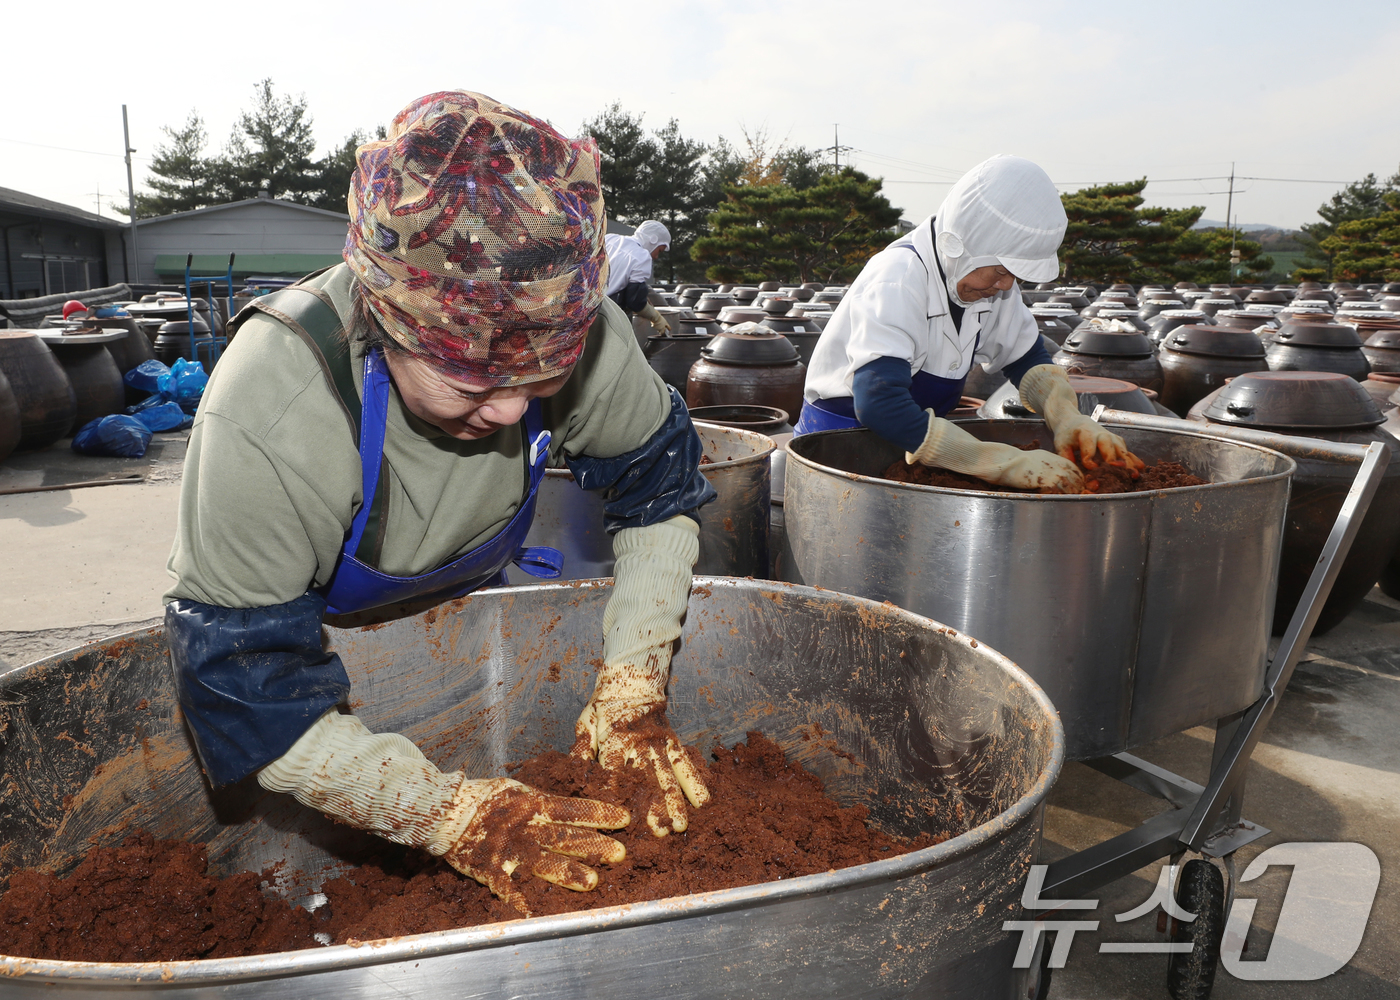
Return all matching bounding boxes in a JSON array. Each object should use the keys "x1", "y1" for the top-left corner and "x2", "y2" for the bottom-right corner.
[
  {"x1": 1178, "y1": 438, "x2": 1389, "y2": 848},
  {"x1": 1091, "y1": 407, "x2": 1376, "y2": 463}
]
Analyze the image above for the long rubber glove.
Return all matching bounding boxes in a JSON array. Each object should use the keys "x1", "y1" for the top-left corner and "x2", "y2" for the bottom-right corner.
[
  {"x1": 1017, "y1": 364, "x2": 1145, "y2": 472},
  {"x1": 638, "y1": 302, "x2": 670, "y2": 334},
  {"x1": 907, "y1": 410, "x2": 1084, "y2": 493},
  {"x1": 258, "y1": 711, "x2": 630, "y2": 916},
  {"x1": 572, "y1": 514, "x2": 710, "y2": 836}
]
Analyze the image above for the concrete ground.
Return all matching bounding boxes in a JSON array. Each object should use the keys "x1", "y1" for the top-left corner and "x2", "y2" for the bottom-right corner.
[{"x1": 1, "y1": 431, "x2": 1397, "y2": 998}]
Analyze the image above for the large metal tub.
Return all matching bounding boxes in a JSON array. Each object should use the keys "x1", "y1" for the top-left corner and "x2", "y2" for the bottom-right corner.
[
  {"x1": 777, "y1": 421, "x2": 1296, "y2": 760},
  {"x1": 0, "y1": 580, "x2": 1061, "y2": 999},
  {"x1": 524, "y1": 421, "x2": 773, "y2": 579}
]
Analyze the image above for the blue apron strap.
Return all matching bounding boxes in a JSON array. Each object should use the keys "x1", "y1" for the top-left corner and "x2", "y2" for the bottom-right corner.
[
  {"x1": 344, "y1": 347, "x2": 390, "y2": 558},
  {"x1": 514, "y1": 398, "x2": 563, "y2": 579}
]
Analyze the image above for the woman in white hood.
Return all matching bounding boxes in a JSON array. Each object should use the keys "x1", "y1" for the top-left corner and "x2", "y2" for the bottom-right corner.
[
  {"x1": 797, "y1": 155, "x2": 1141, "y2": 492},
  {"x1": 605, "y1": 220, "x2": 673, "y2": 333}
]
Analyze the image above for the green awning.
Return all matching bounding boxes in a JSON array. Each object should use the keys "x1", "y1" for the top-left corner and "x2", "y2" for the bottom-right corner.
[{"x1": 153, "y1": 253, "x2": 343, "y2": 279}]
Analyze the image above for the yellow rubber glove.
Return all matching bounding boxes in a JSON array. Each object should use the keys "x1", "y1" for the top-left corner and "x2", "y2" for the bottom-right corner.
[
  {"x1": 907, "y1": 410, "x2": 1084, "y2": 492},
  {"x1": 638, "y1": 302, "x2": 670, "y2": 334},
  {"x1": 258, "y1": 711, "x2": 630, "y2": 915},
  {"x1": 572, "y1": 514, "x2": 711, "y2": 836},
  {"x1": 1017, "y1": 364, "x2": 1145, "y2": 472}
]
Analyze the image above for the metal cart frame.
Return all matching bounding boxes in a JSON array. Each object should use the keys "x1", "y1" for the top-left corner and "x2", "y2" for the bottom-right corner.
[
  {"x1": 182, "y1": 252, "x2": 236, "y2": 367},
  {"x1": 1030, "y1": 408, "x2": 1391, "y2": 998}
]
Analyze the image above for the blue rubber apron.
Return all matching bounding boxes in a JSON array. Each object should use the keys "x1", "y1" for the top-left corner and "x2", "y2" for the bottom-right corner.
[{"x1": 319, "y1": 347, "x2": 562, "y2": 616}]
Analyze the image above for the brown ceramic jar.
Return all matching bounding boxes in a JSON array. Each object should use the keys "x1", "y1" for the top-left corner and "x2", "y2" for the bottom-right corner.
[
  {"x1": 1053, "y1": 329, "x2": 1164, "y2": 392},
  {"x1": 1189, "y1": 371, "x2": 1400, "y2": 634},
  {"x1": 0, "y1": 331, "x2": 77, "y2": 450},
  {"x1": 1157, "y1": 325, "x2": 1268, "y2": 415},
  {"x1": 686, "y1": 330, "x2": 806, "y2": 417}
]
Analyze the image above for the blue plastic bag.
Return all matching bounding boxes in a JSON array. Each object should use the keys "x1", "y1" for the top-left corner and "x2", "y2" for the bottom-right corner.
[
  {"x1": 124, "y1": 359, "x2": 170, "y2": 395},
  {"x1": 130, "y1": 400, "x2": 190, "y2": 433},
  {"x1": 72, "y1": 415, "x2": 153, "y2": 457},
  {"x1": 122, "y1": 358, "x2": 208, "y2": 415},
  {"x1": 168, "y1": 359, "x2": 208, "y2": 412}
]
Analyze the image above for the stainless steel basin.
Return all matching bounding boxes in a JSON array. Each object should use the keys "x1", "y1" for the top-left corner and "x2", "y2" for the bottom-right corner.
[
  {"x1": 0, "y1": 578, "x2": 1062, "y2": 999},
  {"x1": 777, "y1": 421, "x2": 1296, "y2": 760},
  {"x1": 524, "y1": 421, "x2": 773, "y2": 579}
]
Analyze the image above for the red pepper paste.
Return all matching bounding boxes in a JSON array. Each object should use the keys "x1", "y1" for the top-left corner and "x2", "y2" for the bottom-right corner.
[
  {"x1": 0, "y1": 733, "x2": 937, "y2": 962},
  {"x1": 882, "y1": 440, "x2": 1205, "y2": 495}
]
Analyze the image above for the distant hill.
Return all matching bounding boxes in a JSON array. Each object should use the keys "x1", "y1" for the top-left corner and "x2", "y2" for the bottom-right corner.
[{"x1": 1192, "y1": 218, "x2": 1293, "y2": 233}]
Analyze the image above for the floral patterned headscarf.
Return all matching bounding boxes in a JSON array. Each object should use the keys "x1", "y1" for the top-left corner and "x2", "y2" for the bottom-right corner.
[{"x1": 344, "y1": 91, "x2": 607, "y2": 387}]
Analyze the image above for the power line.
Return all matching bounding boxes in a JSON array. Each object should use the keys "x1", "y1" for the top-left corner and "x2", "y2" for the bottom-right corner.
[
  {"x1": 1238, "y1": 175, "x2": 1352, "y2": 184},
  {"x1": 0, "y1": 135, "x2": 152, "y2": 163}
]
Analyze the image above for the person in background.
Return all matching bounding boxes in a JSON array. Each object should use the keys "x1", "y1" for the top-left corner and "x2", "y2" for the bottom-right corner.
[
  {"x1": 795, "y1": 154, "x2": 1142, "y2": 492},
  {"x1": 163, "y1": 91, "x2": 715, "y2": 916},
  {"x1": 605, "y1": 220, "x2": 672, "y2": 334}
]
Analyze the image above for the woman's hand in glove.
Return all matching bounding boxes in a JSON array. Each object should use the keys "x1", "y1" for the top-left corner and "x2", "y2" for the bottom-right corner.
[
  {"x1": 573, "y1": 515, "x2": 711, "y2": 836},
  {"x1": 906, "y1": 411, "x2": 1084, "y2": 493},
  {"x1": 258, "y1": 712, "x2": 629, "y2": 916},
  {"x1": 638, "y1": 302, "x2": 671, "y2": 334},
  {"x1": 440, "y1": 777, "x2": 630, "y2": 914},
  {"x1": 1018, "y1": 364, "x2": 1146, "y2": 472}
]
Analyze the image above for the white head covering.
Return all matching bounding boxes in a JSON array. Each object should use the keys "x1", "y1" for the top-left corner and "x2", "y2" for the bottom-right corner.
[
  {"x1": 934, "y1": 155, "x2": 1066, "y2": 307},
  {"x1": 633, "y1": 220, "x2": 672, "y2": 254}
]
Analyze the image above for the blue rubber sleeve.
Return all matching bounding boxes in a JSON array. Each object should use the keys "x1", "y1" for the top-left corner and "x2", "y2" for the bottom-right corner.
[
  {"x1": 166, "y1": 592, "x2": 351, "y2": 787},
  {"x1": 566, "y1": 386, "x2": 718, "y2": 534},
  {"x1": 608, "y1": 281, "x2": 650, "y2": 313},
  {"x1": 852, "y1": 357, "x2": 932, "y2": 453},
  {"x1": 1001, "y1": 339, "x2": 1055, "y2": 388}
]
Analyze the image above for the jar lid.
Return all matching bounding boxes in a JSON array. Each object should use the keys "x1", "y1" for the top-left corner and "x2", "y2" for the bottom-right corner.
[
  {"x1": 1059, "y1": 329, "x2": 1156, "y2": 357},
  {"x1": 1200, "y1": 370, "x2": 1383, "y2": 429},
  {"x1": 1364, "y1": 328, "x2": 1400, "y2": 349},
  {"x1": 699, "y1": 328, "x2": 801, "y2": 366},
  {"x1": 717, "y1": 306, "x2": 768, "y2": 325},
  {"x1": 1163, "y1": 324, "x2": 1267, "y2": 358},
  {"x1": 157, "y1": 318, "x2": 211, "y2": 335},
  {"x1": 1272, "y1": 320, "x2": 1363, "y2": 348}
]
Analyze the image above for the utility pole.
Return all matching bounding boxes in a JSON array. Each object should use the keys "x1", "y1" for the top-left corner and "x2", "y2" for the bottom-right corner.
[
  {"x1": 827, "y1": 124, "x2": 853, "y2": 172},
  {"x1": 1224, "y1": 161, "x2": 1237, "y2": 263},
  {"x1": 122, "y1": 105, "x2": 139, "y2": 284}
]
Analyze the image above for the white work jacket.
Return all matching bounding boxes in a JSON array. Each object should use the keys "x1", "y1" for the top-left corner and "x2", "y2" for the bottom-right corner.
[
  {"x1": 604, "y1": 234, "x2": 654, "y2": 297},
  {"x1": 804, "y1": 220, "x2": 1041, "y2": 402}
]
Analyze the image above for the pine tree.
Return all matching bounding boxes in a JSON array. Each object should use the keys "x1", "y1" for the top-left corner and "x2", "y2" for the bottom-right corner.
[
  {"x1": 1059, "y1": 180, "x2": 1182, "y2": 283},
  {"x1": 1296, "y1": 170, "x2": 1400, "y2": 279},
  {"x1": 1322, "y1": 192, "x2": 1400, "y2": 282},
  {"x1": 210, "y1": 79, "x2": 320, "y2": 203},
  {"x1": 310, "y1": 126, "x2": 386, "y2": 213},
  {"x1": 691, "y1": 168, "x2": 900, "y2": 284},
  {"x1": 132, "y1": 112, "x2": 215, "y2": 218},
  {"x1": 581, "y1": 105, "x2": 717, "y2": 281}
]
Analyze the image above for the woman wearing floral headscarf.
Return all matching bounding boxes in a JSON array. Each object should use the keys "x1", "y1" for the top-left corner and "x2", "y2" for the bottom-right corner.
[{"x1": 163, "y1": 92, "x2": 715, "y2": 915}]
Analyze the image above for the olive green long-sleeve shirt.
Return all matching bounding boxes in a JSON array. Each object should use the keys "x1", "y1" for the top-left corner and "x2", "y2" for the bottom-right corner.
[{"x1": 165, "y1": 264, "x2": 670, "y2": 609}]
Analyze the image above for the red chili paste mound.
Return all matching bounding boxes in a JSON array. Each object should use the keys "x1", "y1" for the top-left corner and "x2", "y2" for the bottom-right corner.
[
  {"x1": 0, "y1": 733, "x2": 937, "y2": 962},
  {"x1": 882, "y1": 443, "x2": 1205, "y2": 495}
]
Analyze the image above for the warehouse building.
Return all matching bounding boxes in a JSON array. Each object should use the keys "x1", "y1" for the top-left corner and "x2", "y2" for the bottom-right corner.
[
  {"x1": 0, "y1": 187, "x2": 127, "y2": 299},
  {"x1": 126, "y1": 193, "x2": 349, "y2": 284}
]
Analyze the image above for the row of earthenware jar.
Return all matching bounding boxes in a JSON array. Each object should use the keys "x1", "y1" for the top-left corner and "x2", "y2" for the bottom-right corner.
[
  {"x1": 0, "y1": 297, "x2": 196, "y2": 463},
  {"x1": 1015, "y1": 277, "x2": 1400, "y2": 633},
  {"x1": 641, "y1": 280, "x2": 848, "y2": 413}
]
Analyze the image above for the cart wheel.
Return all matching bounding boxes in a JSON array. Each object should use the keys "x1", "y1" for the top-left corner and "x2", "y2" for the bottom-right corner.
[{"x1": 1166, "y1": 859, "x2": 1226, "y2": 1000}]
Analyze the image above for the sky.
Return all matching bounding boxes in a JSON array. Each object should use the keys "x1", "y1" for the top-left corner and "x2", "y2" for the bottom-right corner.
[{"x1": 5, "y1": 0, "x2": 1398, "y2": 232}]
